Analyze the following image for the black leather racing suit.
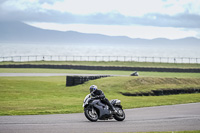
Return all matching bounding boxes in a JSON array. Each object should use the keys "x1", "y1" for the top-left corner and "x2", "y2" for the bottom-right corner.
[{"x1": 91, "y1": 89, "x2": 115, "y2": 111}]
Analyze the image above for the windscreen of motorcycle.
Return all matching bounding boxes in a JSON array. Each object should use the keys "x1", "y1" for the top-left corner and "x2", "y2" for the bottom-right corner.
[{"x1": 83, "y1": 94, "x2": 91, "y2": 107}]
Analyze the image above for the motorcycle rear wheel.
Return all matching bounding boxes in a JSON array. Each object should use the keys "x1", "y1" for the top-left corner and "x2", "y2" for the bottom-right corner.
[{"x1": 84, "y1": 108, "x2": 98, "y2": 122}]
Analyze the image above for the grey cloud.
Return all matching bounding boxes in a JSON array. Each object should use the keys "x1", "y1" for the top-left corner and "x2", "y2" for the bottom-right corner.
[
  {"x1": 0, "y1": 0, "x2": 7, "y2": 4},
  {"x1": 37, "y1": 0, "x2": 64, "y2": 4},
  {"x1": 143, "y1": 13, "x2": 200, "y2": 28},
  {"x1": 96, "y1": 13, "x2": 200, "y2": 28},
  {"x1": 0, "y1": 9, "x2": 76, "y2": 23},
  {"x1": 87, "y1": 13, "x2": 200, "y2": 28},
  {"x1": 0, "y1": 4, "x2": 200, "y2": 29}
]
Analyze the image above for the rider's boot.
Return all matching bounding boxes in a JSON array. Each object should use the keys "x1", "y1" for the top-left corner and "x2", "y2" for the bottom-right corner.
[{"x1": 110, "y1": 107, "x2": 118, "y2": 114}]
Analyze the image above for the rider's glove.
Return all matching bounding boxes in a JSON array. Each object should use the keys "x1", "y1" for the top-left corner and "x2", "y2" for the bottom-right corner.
[
  {"x1": 91, "y1": 96, "x2": 99, "y2": 100},
  {"x1": 95, "y1": 96, "x2": 100, "y2": 99},
  {"x1": 99, "y1": 95, "x2": 105, "y2": 99}
]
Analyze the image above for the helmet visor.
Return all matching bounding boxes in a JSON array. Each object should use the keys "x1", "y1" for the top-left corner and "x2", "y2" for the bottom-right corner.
[{"x1": 90, "y1": 87, "x2": 93, "y2": 93}]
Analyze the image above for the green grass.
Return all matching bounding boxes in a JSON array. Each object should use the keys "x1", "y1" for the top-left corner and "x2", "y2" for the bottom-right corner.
[
  {"x1": 0, "y1": 61, "x2": 200, "y2": 115},
  {"x1": 1, "y1": 68, "x2": 200, "y2": 78},
  {"x1": 0, "y1": 76, "x2": 200, "y2": 115},
  {"x1": 1, "y1": 61, "x2": 200, "y2": 68}
]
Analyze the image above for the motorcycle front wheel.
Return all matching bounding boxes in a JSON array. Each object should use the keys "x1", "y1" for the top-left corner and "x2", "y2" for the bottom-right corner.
[
  {"x1": 84, "y1": 107, "x2": 98, "y2": 122},
  {"x1": 113, "y1": 107, "x2": 125, "y2": 121}
]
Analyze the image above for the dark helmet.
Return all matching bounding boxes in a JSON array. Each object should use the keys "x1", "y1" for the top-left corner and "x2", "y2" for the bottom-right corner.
[{"x1": 89, "y1": 85, "x2": 98, "y2": 93}]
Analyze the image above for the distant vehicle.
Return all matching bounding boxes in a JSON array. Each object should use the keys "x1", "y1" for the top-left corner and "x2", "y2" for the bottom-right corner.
[
  {"x1": 83, "y1": 94, "x2": 125, "y2": 122},
  {"x1": 130, "y1": 71, "x2": 139, "y2": 76}
]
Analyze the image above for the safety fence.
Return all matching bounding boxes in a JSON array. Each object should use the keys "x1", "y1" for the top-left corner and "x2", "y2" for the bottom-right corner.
[{"x1": 0, "y1": 55, "x2": 200, "y2": 64}]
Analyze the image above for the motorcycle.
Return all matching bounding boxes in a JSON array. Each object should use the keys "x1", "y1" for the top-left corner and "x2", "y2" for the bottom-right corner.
[{"x1": 83, "y1": 94, "x2": 125, "y2": 122}]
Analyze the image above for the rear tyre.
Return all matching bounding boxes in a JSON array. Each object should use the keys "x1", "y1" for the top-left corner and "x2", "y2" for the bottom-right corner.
[
  {"x1": 84, "y1": 108, "x2": 98, "y2": 122},
  {"x1": 113, "y1": 107, "x2": 125, "y2": 121}
]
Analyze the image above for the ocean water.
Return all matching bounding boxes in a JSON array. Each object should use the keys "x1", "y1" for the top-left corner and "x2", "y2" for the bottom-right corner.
[{"x1": 0, "y1": 43, "x2": 200, "y2": 63}]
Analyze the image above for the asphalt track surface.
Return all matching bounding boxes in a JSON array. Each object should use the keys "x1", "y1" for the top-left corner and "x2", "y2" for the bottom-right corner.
[
  {"x1": 0, "y1": 73, "x2": 105, "y2": 77},
  {"x1": 0, "y1": 73, "x2": 125, "y2": 77},
  {"x1": 0, "y1": 103, "x2": 200, "y2": 133},
  {"x1": 0, "y1": 73, "x2": 200, "y2": 132}
]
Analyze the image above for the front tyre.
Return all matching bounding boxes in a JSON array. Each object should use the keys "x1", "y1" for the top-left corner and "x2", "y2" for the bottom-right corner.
[
  {"x1": 84, "y1": 107, "x2": 98, "y2": 122},
  {"x1": 113, "y1": 107, "x2": 125, "y2": 121}
]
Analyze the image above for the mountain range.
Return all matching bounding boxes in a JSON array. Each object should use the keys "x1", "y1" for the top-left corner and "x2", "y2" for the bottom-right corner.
[{"x1": 0, "y1": 21, "x2": 200, "y2": 45}]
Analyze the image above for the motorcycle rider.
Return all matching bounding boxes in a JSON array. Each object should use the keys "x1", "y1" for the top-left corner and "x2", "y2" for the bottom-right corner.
[{"x1": 89, "y1": 85, "x2": 117, "y2": 114}]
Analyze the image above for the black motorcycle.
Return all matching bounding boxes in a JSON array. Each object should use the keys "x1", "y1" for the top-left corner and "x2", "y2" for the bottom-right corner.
[{"x1": 83, "y1": 94, "x2": 125, "y2": 122}]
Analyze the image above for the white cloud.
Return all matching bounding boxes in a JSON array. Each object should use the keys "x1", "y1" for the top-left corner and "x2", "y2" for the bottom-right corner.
[
  {"x1": 2, "y1": 0, "x2": 200, "y2": 16},
  {"x1": 42, "y1": 0, "x2": 115, "y2": 14},
  {"x1": 41, "y1": 0, "x2": 200, "y2": 16},
  {"x1": 164, "y1": 0, "x2": 200, "y2": 15},
  {"x1": 2, "y1": 0, "x2": 200, "y2": 39}
]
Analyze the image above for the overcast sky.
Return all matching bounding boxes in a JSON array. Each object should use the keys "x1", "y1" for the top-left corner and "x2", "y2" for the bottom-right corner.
[{"x1": 0, "y1": 0, "x2": 200, "y2": 39}]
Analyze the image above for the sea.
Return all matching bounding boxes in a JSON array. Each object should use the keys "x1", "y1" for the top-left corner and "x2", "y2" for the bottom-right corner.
[{"x1": 0, "y1": 43, "x2": 200, "y2": 63}]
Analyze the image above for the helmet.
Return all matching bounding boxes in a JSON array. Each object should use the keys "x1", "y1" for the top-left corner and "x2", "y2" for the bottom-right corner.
[{"x1": 89, "y1": 85, "x2": 98, "y2": 93}]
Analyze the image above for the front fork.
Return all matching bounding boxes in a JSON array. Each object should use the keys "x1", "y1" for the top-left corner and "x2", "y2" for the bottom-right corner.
[{"x1": 92, "y1": 107, "x2": 96, "y2": 114}]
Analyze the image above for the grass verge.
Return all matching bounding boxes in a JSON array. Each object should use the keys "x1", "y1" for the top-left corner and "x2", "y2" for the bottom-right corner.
[{"x1": 0, "y1": 76, "x2": 200, "y2": 115}]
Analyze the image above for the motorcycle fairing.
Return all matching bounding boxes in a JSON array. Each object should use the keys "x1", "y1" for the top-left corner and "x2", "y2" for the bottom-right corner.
[
  {"x1": 110, "y1": 99, "x2": 121, "y2": 105},
  {"x1": 91, "y1": 100, "x2": 111, "y2": 119}
]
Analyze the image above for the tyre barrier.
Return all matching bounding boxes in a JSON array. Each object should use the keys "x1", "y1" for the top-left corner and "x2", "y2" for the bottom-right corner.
[
  {"x1": 0, "y1": 64, "x2": 200, "y2": 73},
  {"x1": 66, "y1": 75, "x2": 110, "y2": 86},
  {"x1": 121, "y1": 88, "x2": 200, "y2": 96}
]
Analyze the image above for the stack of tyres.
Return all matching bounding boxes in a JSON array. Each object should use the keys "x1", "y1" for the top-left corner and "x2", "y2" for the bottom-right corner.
[
  {"x1": 66, "y1": 76, "x2": 74, "y2": 86},
  {"x1": 66, "y1": 75, "x2": 110, "y2": 86}
]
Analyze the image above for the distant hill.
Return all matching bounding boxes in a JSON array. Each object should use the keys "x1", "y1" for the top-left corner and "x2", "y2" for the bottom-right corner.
[{"x1": 0, "y1": 21, "x2": 200, "y2": 45}]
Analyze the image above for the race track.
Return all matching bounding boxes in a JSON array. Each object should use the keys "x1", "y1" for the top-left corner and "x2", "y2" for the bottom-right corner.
[
  {"x1": 0, "y1": 103, "x2": 200, "y2": 133},
  {"x1": 0, "y1": 73, "x2": 127, "y2": 77},
  {"x1": 0, "y1": 73, "x2": 108, "y2": 77}
]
